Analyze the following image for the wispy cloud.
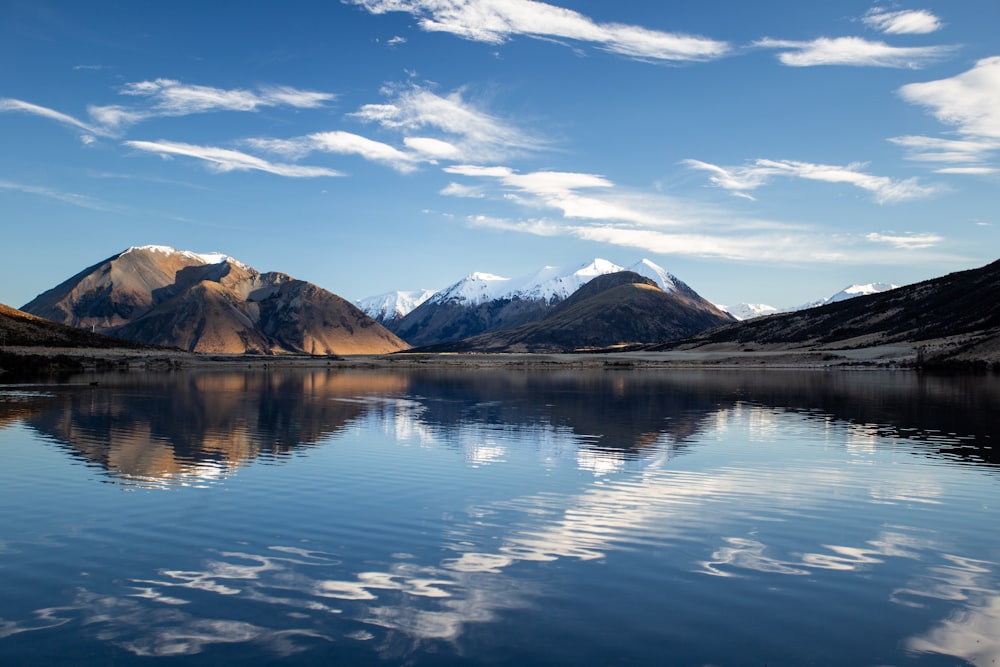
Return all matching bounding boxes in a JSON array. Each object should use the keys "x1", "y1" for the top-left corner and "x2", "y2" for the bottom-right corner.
[
  {"x1": 352, "y1": 86, "x2": 543, "y2": 161},
  {"x1": 755, "y1": 36, "x2": 952, "y2": 68},
  {"x1": 124, "y1": 140, "x2": 343, "y2": 178},
  {"x1": 0, "y1": 98, "x2": 108, "y2": 137},
  {"x1": 92, "y1": 79, "x2": 336, "y2": 130},
  {"x1": 2, "y1": 79, "x2": 336, "y2": 138},
  {"x1": 865, "y1": 232, "x2": 943, "y2": 249},
  {"x1": 248, "y1": 131, "x2": 421, "y2": 173},
  {"x1": 349, "y1": 0, "x2": 729, "y2": 63},
  {"x1": 893, "y1": 57, "x2": 1000, "y2": 173},
  {"x1": 684, "y1": 158, "x2": 939, "y2": 204},
  {"x1": 0, "y1": 179, "x2": 113, "y2": 211},
  {"x1": 863, "y1": 7, "x2": 943, "y2": 35}
]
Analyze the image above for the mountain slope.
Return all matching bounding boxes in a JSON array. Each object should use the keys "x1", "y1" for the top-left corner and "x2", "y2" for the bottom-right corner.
[
  {"x1": 652, "y1": 258, "x2": 1000, "y2": 360},
  {"x1": 0, "y1": 303, "x2": 152, "y2": 349},
  {"x1": 416, "y1": 271, "x2": 734, "y2": 353},
  {"x1": 22, "y1": 246, "x2": 409, "y2": 355}
]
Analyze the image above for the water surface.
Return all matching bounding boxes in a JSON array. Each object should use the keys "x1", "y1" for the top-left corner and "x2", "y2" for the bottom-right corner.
[{"x1": 1, "y1": 368, "x2": 998, "y2": 665}]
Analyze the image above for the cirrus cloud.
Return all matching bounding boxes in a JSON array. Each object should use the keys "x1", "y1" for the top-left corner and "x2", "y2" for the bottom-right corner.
[
  {"x1": 863, "y1": 7, "x2": 943, "y2": 35},
  {"x1": 124, "y1": 140, "x2": 343, "y2": 178},
  {"x1": 684, "y1": 158, "x2": 939, "y2": 204},
  {"x1": 755, "y1": 36, "x2": 953, "y2": 68},
  {"x1": 348, "y1": 0, "x2": 729, "y2": 63}
]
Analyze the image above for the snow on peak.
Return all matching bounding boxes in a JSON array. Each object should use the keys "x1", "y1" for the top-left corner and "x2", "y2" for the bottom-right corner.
[
  {"x1": 626, "y1": 258, "x2": 679, "y2": 293},
  {"x1": 719, "y1": 303, "x2": 779, "y2": 320},
  {"x1": 124, "y1": 245, "x2": 232, "y2": 266},
  {"x1": 357, "y1": 289, "x2": 436, "y2": 322},
  {"x1": 431, "y1": 272, "x2": 512, "y2": 305},
  {"x1": 423, "y1": 258, "x2": 697, "y2": 306},
  {"x1": 827, "y1": 282, "x2": 898, "y2": 303},
  {"x1": 122, "y1": 245, "x2": 251, "y2": 270}
]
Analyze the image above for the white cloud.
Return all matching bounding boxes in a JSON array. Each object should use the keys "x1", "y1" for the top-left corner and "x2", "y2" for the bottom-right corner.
[
  {"x1": 934, "y1": 166, "x2": 998, "y2": 175},
  {"x1": 863, "y1": 7, "x2": 943, "y2": 35},
  {"x1": 2, "y1": 80, "x2": 336, "y2": 139},
  {"x1": 124, "y1": 140, "x2": 343, "y2": 178},
  {"x1": 899, "y1": 57, "x2": 1000, "y2": 140},
  {"x1": 0, "y1": 98, "x2": 109, "y2": 136},
  {"x1": 865, "y1": 232, "x2": 943, "y2": 249},
  {"x1": 404, "y1": 136, "x2": 461, "y2": 160},
  {"x1": 893, "y1": 57, "x2": 1000, "y2": 174},
  {"x1": 352, "y1": 86, "x2": 543, "y2": 161},
  {"x1": 310, "y1": 131, "x2": 420, "y2": 172},
  {"x1": 685, "y1": 158, "x2": 938, "y2": 204},
  {"x1": 889, "y1": 135, "x2": 999, "y2": 164},
  {"x1": 112, "y1": 79, "x2": 335, "y2": 125},
  {"x1": 349, "y1": 0, "x2": 729, "y2": 63},
  {"x1": 756, "y1": 36, "x2": 952, "y2": 68}
]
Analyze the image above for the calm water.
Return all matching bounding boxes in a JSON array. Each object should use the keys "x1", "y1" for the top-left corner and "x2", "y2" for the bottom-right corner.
[{"x1": 1, "y1": 367, "x2": 998, "y2": 666}]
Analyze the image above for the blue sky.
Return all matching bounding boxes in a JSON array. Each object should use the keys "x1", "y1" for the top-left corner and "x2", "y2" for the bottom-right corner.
[{"x1": 2, "y1": 0, "x2": 998, "y2": 309}]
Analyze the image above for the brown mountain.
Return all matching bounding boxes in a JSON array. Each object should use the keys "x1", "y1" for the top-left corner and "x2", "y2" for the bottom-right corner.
[
  {"x1": 650, "y1": 258, "x2": 1000, "y2": 364},
  {"x1": 415, "y1": 271, "x2": 734, "y2": 353},
  {"x1": 21, "y1": 246, "x2": 409, "y2": 355}
]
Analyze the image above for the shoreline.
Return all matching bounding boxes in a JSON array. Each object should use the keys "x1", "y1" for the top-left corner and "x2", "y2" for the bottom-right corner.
[{"x1": 0, "y1": 343, "x2": 929, "y2": 375}]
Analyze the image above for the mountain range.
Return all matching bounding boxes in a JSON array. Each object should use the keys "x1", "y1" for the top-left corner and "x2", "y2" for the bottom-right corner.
[
  {"x1": 414, "y1": 271, "x2": 734, "y2": 353},
  {"x1": 20, "y1": 246, "x2": 408, "y2": 355},
  {"x1": 720, "y1": 282, "x2": 899, "y2": 320},
  {"x1": 363, "y1": 257, "x2": 724, "y2": 347}
]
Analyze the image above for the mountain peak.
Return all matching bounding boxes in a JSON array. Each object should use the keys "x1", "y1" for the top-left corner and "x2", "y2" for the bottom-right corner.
[{"x1": 121, "y1": 245, "x2": 249, "y2": 271}]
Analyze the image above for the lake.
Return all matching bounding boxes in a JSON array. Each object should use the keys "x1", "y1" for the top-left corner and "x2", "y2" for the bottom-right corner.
[{"x1": 1, "y1": 366, "x2": 998, "y2": 666}]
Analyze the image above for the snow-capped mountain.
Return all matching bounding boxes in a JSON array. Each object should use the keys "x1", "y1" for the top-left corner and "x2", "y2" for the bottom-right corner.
[
  {"x1": 718, "y1": 303, "x2": 780, "y2": 321},
  {"x1": 721, "y1": 282, "x2": 900, "y2": 320},
  {"x1": 357, "y1": 289, "x2": 437, "y2": 326},
  {"x1": 428, "y1": 259, "x2": 627, "y2": 306},
  {"x1": 626, "y1": 259, "x2": 679, "y2": 293},
  {"x1": 385, "y1": 257, "x2": 720, "y2": 347}
]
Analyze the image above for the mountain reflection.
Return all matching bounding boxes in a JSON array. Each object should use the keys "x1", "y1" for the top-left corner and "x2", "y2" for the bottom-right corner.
[{"x1": 3, "y1": 367, "x2": 998, "y2": 487}]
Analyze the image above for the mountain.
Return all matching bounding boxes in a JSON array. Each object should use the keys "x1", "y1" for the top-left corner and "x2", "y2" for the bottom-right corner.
[
  {"x1": 651, "y1": 258, "x2": 1000, "y2": 364},
  {"x1": 414, "y1": 271, "x2": 734, "y2": 353},
  {"x1": 385, "y1": 258, "x2": 700, "y2": 347},
  {"x1": 721, "y1": 282, "x2": 899, "y2": 320},
  {"x1": 21, "y1": 246, "x2": 409, "y2": 355},
  {"x1": 356, "y1": 289, "x2": 436, "y2": 326}
]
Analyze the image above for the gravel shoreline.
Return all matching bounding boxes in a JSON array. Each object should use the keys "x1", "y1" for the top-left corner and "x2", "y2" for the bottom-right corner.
[{"x1": 0, "y1": 342, "x2": 926, "y2": 375}]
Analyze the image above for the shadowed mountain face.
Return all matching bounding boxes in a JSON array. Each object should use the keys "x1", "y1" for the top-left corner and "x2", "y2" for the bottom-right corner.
[
  {"x1": 21, "y1": 247, "x2": 409, "y2": 355},
  {"x1": 417, "y1": 272, "x2": 734, "y2": 352},
  {"x1": 653, "y1": 258, "x2": 1000, "y2": 363}
]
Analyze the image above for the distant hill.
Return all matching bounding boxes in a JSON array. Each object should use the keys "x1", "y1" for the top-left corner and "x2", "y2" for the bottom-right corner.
[
  {"x1": 652, "y1": 258, "x2": 1000, "y2": 364},
  {"x1": 22, "y1": 246, "x2": 409, "y2": 355},
  {"x1": 0, "y1": 303, "x2": 152, "y2": 349},
  {"x1": 414, "y1": 271, "x2": 734, "y2": 353}
]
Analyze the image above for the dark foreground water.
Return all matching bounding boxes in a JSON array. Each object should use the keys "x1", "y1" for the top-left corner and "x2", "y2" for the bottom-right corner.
[{"x1": 1, "y1": 367, "x2": 998, "y2": 666}]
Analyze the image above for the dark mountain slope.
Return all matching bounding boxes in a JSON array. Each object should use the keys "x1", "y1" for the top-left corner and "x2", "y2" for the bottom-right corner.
[
  {"x1": 416, "y1": 272, "x2": 734, "y2": 353},
  {"x1": 0, "y1": 303, "x2": 151, "y2": 349},
  {"x1": 651, "y1": 258, "x2": 1000, "y2": 356}
]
